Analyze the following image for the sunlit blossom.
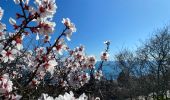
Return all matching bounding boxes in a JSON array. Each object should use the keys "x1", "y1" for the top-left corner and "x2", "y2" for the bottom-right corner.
[
  {"x1": 1, "y1": 49, "x2": 17, "y2": 63},
  {"x1": 12, "y1": 36, "x2": 23, "y2": 50},
  {"x1": 62, "y1": 18, "x2": 76, "y2": 41},
  {"x1": 38, "y1": 20, "x2": 56, "y2": 35},
  {"x1": 35, "y1": 0, "x2": 57, "y2": 19},
  {"x1": 100, "y1": 52, "x2": 109, "y2": 61},
  {"x1": 43, "y1": 59, "x2": 58, "y2": 75}
]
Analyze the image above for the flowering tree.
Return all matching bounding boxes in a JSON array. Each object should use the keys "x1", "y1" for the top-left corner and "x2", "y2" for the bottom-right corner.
[{"x1": 0, "y1": 0, "x2": 110, "y2": 99}]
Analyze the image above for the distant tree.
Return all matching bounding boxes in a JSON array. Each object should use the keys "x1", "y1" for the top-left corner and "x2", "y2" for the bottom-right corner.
[
  {"x1": 138, "y1": 28, "x2": 170, "y2": 99},
  {"x1": 115, "y1": 49, "x2": 138, "y2": 99},
  {"x1": 114, "y1": 28, "x2": 170, "y2": 100}
]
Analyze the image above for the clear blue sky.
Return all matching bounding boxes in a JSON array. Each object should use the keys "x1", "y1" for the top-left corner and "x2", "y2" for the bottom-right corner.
[{"x1": 1, "y1": 0, "x2": 170, "y2": 60}]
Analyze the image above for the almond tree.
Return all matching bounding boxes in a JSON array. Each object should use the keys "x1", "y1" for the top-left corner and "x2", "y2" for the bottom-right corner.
[{"x1": 0, "y1": 0, "x2": 110, "y2": 99}]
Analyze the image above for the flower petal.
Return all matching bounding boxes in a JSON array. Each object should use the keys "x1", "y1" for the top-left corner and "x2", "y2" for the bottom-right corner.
[
  {"x1": 9, "y1": 17, "x2": 16, "y2": 25},
  {"x1": 36, "y1": 33, "x2": 39, "y2": 40}
]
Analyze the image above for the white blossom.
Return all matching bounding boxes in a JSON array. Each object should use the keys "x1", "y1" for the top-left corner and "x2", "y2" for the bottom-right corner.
[
  {"x1": 64, "y1": 28, "x2": 76, "y2": 41},
  {"x1": 87, "y1": 55, "x2": 96, "y2": 66},
  {"x1": 38, "y1": 91, "x2": 88, "y2": 100},
  {"x1": 44, "y1": 59, "x2": 58, "y2": 75},
  {"x1": 0, "y1": 74, "x2": 13, "y2": 93},
  {"x1": 100, "y1": 52, "x2": 109, "y2": 61},
  {"x1": 53, "y1": 38, "x2": 67, "y2": 55},
  {"x1": 62, "y1": 18, "x2": 71, "y2": 28},
  {"x1": 38, "y1": 20, "x2": 56, "y2": 35},
  {"x1": 94, "y1": 70, "x2": 103, "y2": 80},
  {"x1": 0, "y1": 0, "x2": 108, "y2": 99},
  {"x1": 62, "y1": 18, "x2": 76, "y2": 41},
  {"x1": 35, "y1": 0, "x2": 57, "y2": 19},
  {"x1": 1, "y1": 49, "x2": 17, "y2": 63},
  {"x1": 12, "y1": 37, "x2": 23, "y2": 50}
]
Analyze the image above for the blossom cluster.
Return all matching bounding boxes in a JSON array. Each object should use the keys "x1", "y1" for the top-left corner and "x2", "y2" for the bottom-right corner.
[
  {"x1": 0, "y1": 0, "x2": 110, "y2": 99},
  {"x1": 38, "y1": 91, "x2": 88, "y2": 100},
  {"x1": 0, "y1": 74, "x2": 22, "y2": 100},
  {"x1": 0, "y1": 74, "x2": 13, "y2": 94}
]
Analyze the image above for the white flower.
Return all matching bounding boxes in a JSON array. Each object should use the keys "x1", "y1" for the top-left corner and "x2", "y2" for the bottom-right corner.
[
  {"x1": 62, "y1": 18, "x2": 76, "y2": 30},
  {"x1": 0, "y1": 7, "x2": 4, "y2": 20},
  {"x1": 12, "y1": 36, "x2": 23, "y2": 50},
  {"x1": 44, "y1": 59, "x2": 58, "y2": 75},
  {"x1": 38, "y1": 21, "x2": 56, "y2": 35},
  {"x1": 62, "y1": 18, "x2": 76, "y2": 41},
  {"x1": 64, "y1": 28, "x2": 76, "y2": 41},
  {"x1": 53, "y1": 39, "x2": 67, "y2": 55},
  {"x1": 1, "y1": 49, "x2": 17, "y2": 63},
  {"x1": 56, "y1": 91, "x2": 78, "y2": 100},
  {"x1": 63, "y1": 91, "x2": 74, "y2": 100},
  {"x1": 9, "y1": 17, "x2": 16, "y2": 25},
  {"x1": 46, "y1": 0, "x2": 57, "y2": 15},
  {"x1": 100, "y1": 52, "x2": 109, "y2": 61},
  {"x1": 36, "y1": 47, "x2": 46, "y2": 55},
  {"x1": 64, "y1": 29, "x2": 73, "y2": 41},
  {"x1": 62, "y1": 18, "x2": 71, "y2": 27},
  {"x1": 38, "y1": 92, "x2": 88, "y2": 100},
  {"x1": 36, "y1": 0, "x2": 57, "y2": 19},
  {"x1": 79, "y1": 73, "x2": 90, "y2": 86},
  {"x1": 9, "y1": 32, "x2": 17, "y2": 37},
  {"x1": 94, "y1": 70, "x2": 103, "y2": 80},
  {"x1": 0, "y1": 74, "x2": 13, "y2": 93},
  {"x1": 87, "y1": 55, "x2": 96, "y2": 66}
]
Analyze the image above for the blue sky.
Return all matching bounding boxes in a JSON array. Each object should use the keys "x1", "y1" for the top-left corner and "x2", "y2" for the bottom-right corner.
[{"x1": 1, "y1": 0, "x2": 170, "y2": 60}]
